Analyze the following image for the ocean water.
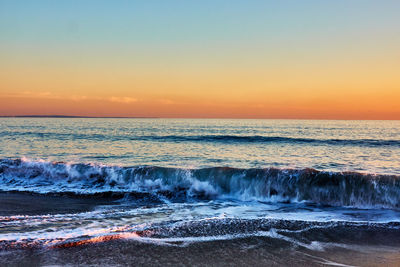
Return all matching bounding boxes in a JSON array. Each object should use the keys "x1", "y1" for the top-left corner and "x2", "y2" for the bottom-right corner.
[{"x1": 1, "y1": 118, "x2": 400, "y2": 258}]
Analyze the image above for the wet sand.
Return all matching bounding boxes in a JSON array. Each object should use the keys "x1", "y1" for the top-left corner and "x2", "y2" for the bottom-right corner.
[
  {"x1": 1, "y1": 192, "x2": 400, "y2": 266},
  {"x1": 0, "y1": 192, "x2": 114, "y2": 216},
  {"x1": 1, "y1": 237, "x2": 400, "y2": 266}
]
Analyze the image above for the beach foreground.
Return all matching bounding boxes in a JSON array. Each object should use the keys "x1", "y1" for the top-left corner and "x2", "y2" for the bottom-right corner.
[
  {"x1": 2, "y1": 236, "x2": 400, "y2": 266},
  {"x1": 1, "y1": 192, "x2": 400, "y2": 267}
]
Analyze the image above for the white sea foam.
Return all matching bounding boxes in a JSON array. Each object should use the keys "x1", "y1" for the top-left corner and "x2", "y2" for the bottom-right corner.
[{"x1": 1, "y1": 158, "x2": 400, "y2": 209}]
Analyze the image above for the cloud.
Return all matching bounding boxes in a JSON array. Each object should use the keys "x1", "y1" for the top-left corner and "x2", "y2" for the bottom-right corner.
[
  {"x1": 2, "y1": 91, "x2": 86, "y2": 101},
  {"x1": 1, "y1": 91, "x2": 138, "y2": 104},
  {"x1": 158, "y1": 99, "x2": 175, "y2": 105},
  {"x1": 70, "y1": 95, "x2": 88, "y2": 101},
  {"x1": 5, "y1": 91, "x2": 54, "y2": 99},
  {"x1": 109, "y1": 96, "x2": 138, "y2": 104},
  {"x1": 29, "y1": 91, "x2": 52, "y2": 97}
]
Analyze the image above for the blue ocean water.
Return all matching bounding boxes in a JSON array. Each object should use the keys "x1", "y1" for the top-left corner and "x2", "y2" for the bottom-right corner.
[
  {"x1": 1, "y1": 118, "x2": 399, "y2": 173},
  {"x1": 0, "y1": 118, "x2": 400, "y2": 250}
]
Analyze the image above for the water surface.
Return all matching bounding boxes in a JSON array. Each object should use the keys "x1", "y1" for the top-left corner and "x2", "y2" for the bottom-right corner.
[{"x1": 0, "y1": 118, "x2": 399, "y2": 265}]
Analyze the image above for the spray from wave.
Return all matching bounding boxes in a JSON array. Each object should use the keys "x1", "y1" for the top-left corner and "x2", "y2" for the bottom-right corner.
[{"x1": 0, "y1": 158, "x2": 399, "y2": 209}]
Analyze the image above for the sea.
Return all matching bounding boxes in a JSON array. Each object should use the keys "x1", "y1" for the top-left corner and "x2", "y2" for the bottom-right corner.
[{"x1": 1, "y1": 118, "x2": 400, "y2": 266}]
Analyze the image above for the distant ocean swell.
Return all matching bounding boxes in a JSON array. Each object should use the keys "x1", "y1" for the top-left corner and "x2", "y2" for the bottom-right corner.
[
  {"x1": 1, "y1": 159, "x2": 399, "y2": 209},
  {"x1": 1, "y1": 132, "x2": 400, "y2": 147}
]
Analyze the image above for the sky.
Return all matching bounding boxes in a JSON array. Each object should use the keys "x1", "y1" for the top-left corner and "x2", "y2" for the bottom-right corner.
[{"x1": 0, "y1": 0, "x2": 399, "y2": 119}]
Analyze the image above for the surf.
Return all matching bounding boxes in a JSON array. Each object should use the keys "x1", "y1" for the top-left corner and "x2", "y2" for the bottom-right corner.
[{"x1": 1, "y1": 158, "x2": 399, "y2": 209}]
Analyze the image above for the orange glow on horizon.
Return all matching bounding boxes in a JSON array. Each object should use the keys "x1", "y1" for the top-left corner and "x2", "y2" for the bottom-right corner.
[
  {"x1": 1, "y1": 59, "x2": 399, "y2": 119},
  {"x1": 0, "y1": 92, "x2": 399, "y2": 120}
]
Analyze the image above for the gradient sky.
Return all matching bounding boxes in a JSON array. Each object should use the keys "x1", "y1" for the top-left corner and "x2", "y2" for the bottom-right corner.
[{"x1": 1, "y1": 0, "x2": 399, "y2": 119}]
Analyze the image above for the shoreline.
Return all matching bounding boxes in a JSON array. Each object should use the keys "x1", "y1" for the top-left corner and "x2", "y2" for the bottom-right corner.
[
  {"x1": 1, "y1": 192, "x2": 400, "y2": 266},
  {"x1": 1, "y1": 237, "x2": 400, "y2": 266}
]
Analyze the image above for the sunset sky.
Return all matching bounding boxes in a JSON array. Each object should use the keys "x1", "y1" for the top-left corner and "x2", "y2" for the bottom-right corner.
[{"x1": 1, "y1": 0, "x2": 399, "y2": 119}]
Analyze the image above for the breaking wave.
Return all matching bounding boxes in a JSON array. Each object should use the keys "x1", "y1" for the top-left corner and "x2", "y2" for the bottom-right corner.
[{"x1": 1, "y1": 158, "x2": 399, "y2": 209}]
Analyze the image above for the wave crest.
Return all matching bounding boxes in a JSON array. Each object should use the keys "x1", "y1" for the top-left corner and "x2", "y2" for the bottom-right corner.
[{"x1": 0, "y1": 158, "x2": 399, "y2": 209}]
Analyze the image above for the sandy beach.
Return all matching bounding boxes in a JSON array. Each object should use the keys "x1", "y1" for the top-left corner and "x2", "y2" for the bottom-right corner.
[
  {"x1": 1, "y1": 234, "x2": 400, "y2": 266},
  {"x1": 1, "y1": 191, "x2": 400, "y2": 266}
]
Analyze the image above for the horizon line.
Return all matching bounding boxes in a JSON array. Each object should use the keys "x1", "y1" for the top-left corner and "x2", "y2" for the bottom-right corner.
[{"x1": 0, "y1": 115, "x2": 399, "y2": 121}]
